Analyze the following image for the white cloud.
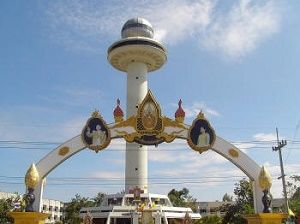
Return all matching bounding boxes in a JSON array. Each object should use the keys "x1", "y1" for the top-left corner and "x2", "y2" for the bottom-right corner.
[
  {"x1": 46, "y1": 0, "x2": 214, "y2": 48},
  {"x1": 172, "y1": 101, "x2": 220, "y2": 118},
  {"x1": 230, "y1": 131, "x2": 285, "y2": 153},
  {"x1": 150, "y1": 0, "x2": 214, "y2": 44},
  {"x1": 88, "y1": 171, "x2": 124, "y2": 179},
  {"x1": 232, "y1": 142, "x2": 256, "y2": 153},
  {"x1": 253, "y1": 133, "x2": 278, "y2": 142},
  {"x1": 148, "y1": 140, "x2": 227, "y2": 165},
  {"x1": 201, "y1": 0, "x2": 281, "y2": 59},
  {"x1": 45, "y1": 0, "x2": 282, "y2": 59}
]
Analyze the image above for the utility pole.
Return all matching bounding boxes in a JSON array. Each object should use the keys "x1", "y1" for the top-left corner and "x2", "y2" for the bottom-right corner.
[{"x1": 272, "y1": 127, "x2": 289, "y2": 213}]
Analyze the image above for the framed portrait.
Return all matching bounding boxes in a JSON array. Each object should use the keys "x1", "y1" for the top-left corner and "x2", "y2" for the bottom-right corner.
[
  {"x1": 82, "y1": 112, "x2": 111, "y2": 152},
  {"x1": 187, "y1": 113, "x2": 215, "y2": 153}
]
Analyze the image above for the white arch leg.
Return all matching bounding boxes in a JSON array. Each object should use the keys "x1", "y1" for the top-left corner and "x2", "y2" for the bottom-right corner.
[
  {"x1": 33, "y1": 179, "x2": 44, "y2": 212},
  {"x1": 212, "y1": 136, "x2": 264, "y2": 213},
  {"x1": 32, "y1": 135, "x2": 86, "y2": 211}
]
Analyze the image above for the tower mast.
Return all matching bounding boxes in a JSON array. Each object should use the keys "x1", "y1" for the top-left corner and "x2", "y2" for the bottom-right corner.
[{"x1": 107, "y1": 18, "x2": 167, "y2": 193}]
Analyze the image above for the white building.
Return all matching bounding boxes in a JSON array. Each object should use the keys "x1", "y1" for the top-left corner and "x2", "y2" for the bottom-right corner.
[
  {"x1": 42, "y1": 198, "x2": 64, "y2": 223},
  {"x1": 80, "y1": 193, "x2": 201, "y2": 224},
  {"x1": 0, "y1": 191, "x2": 64, "y2": 223},
  {"x1": 197, "y1": 201, "x2": 234, "y2": 217},
  {"x1": 197, "y1": 198, "x2": 285, "y2": 217}
]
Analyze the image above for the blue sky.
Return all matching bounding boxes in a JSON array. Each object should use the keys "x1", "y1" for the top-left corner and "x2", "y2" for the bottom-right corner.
[{"x1": 1, "y1": 0, "x2": 300, "y2": 202}]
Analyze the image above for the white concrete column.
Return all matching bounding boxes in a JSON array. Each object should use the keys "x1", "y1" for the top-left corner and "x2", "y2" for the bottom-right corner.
[
  {"x1": 33, "y1": 179, "x2": 44, "y2": 212},
  {"x1": 154, "y1": 212, "x2": 162, "y2": 224},
  {"x1": 132, "y1": 212, "x2": 139, "y2": 224},
  {"x1": 125, "y1": 62, "x2": 148, "y2": 193}
]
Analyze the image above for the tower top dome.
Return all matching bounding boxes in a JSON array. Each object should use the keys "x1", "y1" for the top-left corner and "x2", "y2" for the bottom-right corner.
[{"x1": 121, "y1": 17, "x2": 154, "y2": 39}]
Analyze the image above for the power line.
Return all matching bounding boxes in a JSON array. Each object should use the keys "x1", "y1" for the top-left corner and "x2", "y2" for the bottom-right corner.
[
  {"x1": 0, "y1": 176, "x2": 296, "y2": 187},
  {"x1": 3, "y1": 172, "x2": 299, "y2": 182},
  {"x1": 0, "y1": 179, "x2": 255, "y2": 186},
  {"x1": 0, "y1": 145, "x2": 299, "y2": 152},
  {"x1": 2, "y1": 139, "x2": 300, "y2": 145},
  {"x1": 0, "y1": 140, "x2": 60, "y2": 145},
  {"x1": 0, "y1": 146, "x2": 52, "y2": 150},
  {"x1": 0, "y1": 174, "x2": 247, "y2": 181},
  {"x1": 285, "y1": 121, "x2": 300, "y2": 163}
]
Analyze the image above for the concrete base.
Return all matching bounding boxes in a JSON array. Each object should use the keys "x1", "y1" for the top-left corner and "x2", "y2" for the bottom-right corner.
[
  {"x1": 244, "y1": 213, "x2": 288, "y2": 224},
  {"x1": 9, "y1": 212, "x2": 49, "y2": 224}
]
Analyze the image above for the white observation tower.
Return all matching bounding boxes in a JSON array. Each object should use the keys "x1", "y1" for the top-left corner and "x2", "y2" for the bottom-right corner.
[{"x1": 108, "y1": 18, "x2": 167, "y2": 193}]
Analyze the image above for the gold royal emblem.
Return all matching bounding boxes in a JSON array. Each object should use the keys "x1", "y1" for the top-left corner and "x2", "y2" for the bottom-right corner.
[{"x1": 136, "y1": 90, "x2": 163, "y2": 136}]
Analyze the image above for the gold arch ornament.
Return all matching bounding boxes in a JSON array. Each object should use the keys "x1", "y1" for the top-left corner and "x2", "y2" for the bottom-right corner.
[
  {"x1": 134, "y1": 90, "x2": 165, "y2": 145},
  {"x1": 81, "y1": 91, "x2": 217, "y2": 151},
  {"x1": 136, "y1": 90, "x2": 164, "y2": 135},
  {"x1": 58, "y1": 146, "x2": 70, "y2": 156},
  {"x1": 228, "y1": 148, "x2": 239, "y2": 158}
]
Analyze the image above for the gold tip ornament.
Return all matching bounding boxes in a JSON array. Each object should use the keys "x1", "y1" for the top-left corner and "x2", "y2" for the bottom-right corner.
[
  {"x1": 25, "y1": 163, "x2": 40, "y2": 189},
  {"x1": 92, "y1": 110, "x2": 100, "y2": 118},
  {"x1": 258, "y1": 166, "x2": 272, "y2": 190},
  {"x1": 197, "y1": 111, "x2": 205, "y2": 119}
]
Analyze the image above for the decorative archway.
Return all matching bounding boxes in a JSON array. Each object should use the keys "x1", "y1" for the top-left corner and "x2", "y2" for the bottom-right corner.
[{"x1": 29, "y1": 90, "x2": 267, "y2": 213}]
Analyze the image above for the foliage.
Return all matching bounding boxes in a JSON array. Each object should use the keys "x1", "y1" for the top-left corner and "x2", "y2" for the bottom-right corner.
[
  {"x1": 63, "y1": 192, "x2": 107, "y2": 224},
  {"x1": 0, "y1": 198, "x2": 14, "y2": 224},
  {"x1": 287, "y1": 175, "x2": 300, "y2": 216},
  {"x1": 63, "y1": 194, "x2": 95, "y2": 224},
  {"x1": 0, "y1": 193, "x2": 24, "y2": 224},
  {"x1": 221, "y1": 178, "x2": 254, "y2": 224},
  {"x1": 222, "y1": 193, "x2": 233, "y2": 202},
  {"x1": 93, "y1": 192, "x2": 106, "y2": 206},
  {"x1": 168, "y1": 188, "x2": 197, "y2": 211},
  {"x1": 287, "y1": 176, "x2": 300, "y2": 198},
  {"x1": 195, "y1": 215, "x2": 222, "y2": 224}
]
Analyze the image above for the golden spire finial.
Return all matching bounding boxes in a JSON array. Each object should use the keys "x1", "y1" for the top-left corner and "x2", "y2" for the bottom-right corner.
[
  {"x1": 25, "y1": 163, "x2": 40, "y2": 189},
  {"x1": 197, "y1": 110, "x2": 205, "y2": 119},
  {"x1": 258, "y1": 166, "x2": 272, "y2": 190},
  {"x1": 91, "y1": 109, "x2": 100, "y2": 117}
]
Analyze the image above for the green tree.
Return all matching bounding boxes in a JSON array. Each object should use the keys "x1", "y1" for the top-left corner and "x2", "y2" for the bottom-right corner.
[
  {"x1": 63, "y1": 194, "x2": 94, "y2": 224},
  {"x1": 93, "y1": 192, "x2": 106, "y2": 206},
  {"x1": 287, "y1": 175, "x2": 300, "y2": 216},
  {"x1": 221, "y1": 178, "x2": 254, "y2": 224},
  {"x1": 222, "y1": 193, "x2": 233, "y2": 202},
  {"x1": 168, "y1": 188, "x2": 197, "y2": 211},
  {"x1": 195, "y1": 215, "x2": 222, "y2": 224},
  {"x1": 0, "y1": 194, "x2": 24, "y2": 224},
  {"x1": 0, "y1": 198, "x2": 14, "y2": 224},
  {"x1": 54, "y1": 221, "x2": 63, "y2": 224}
]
